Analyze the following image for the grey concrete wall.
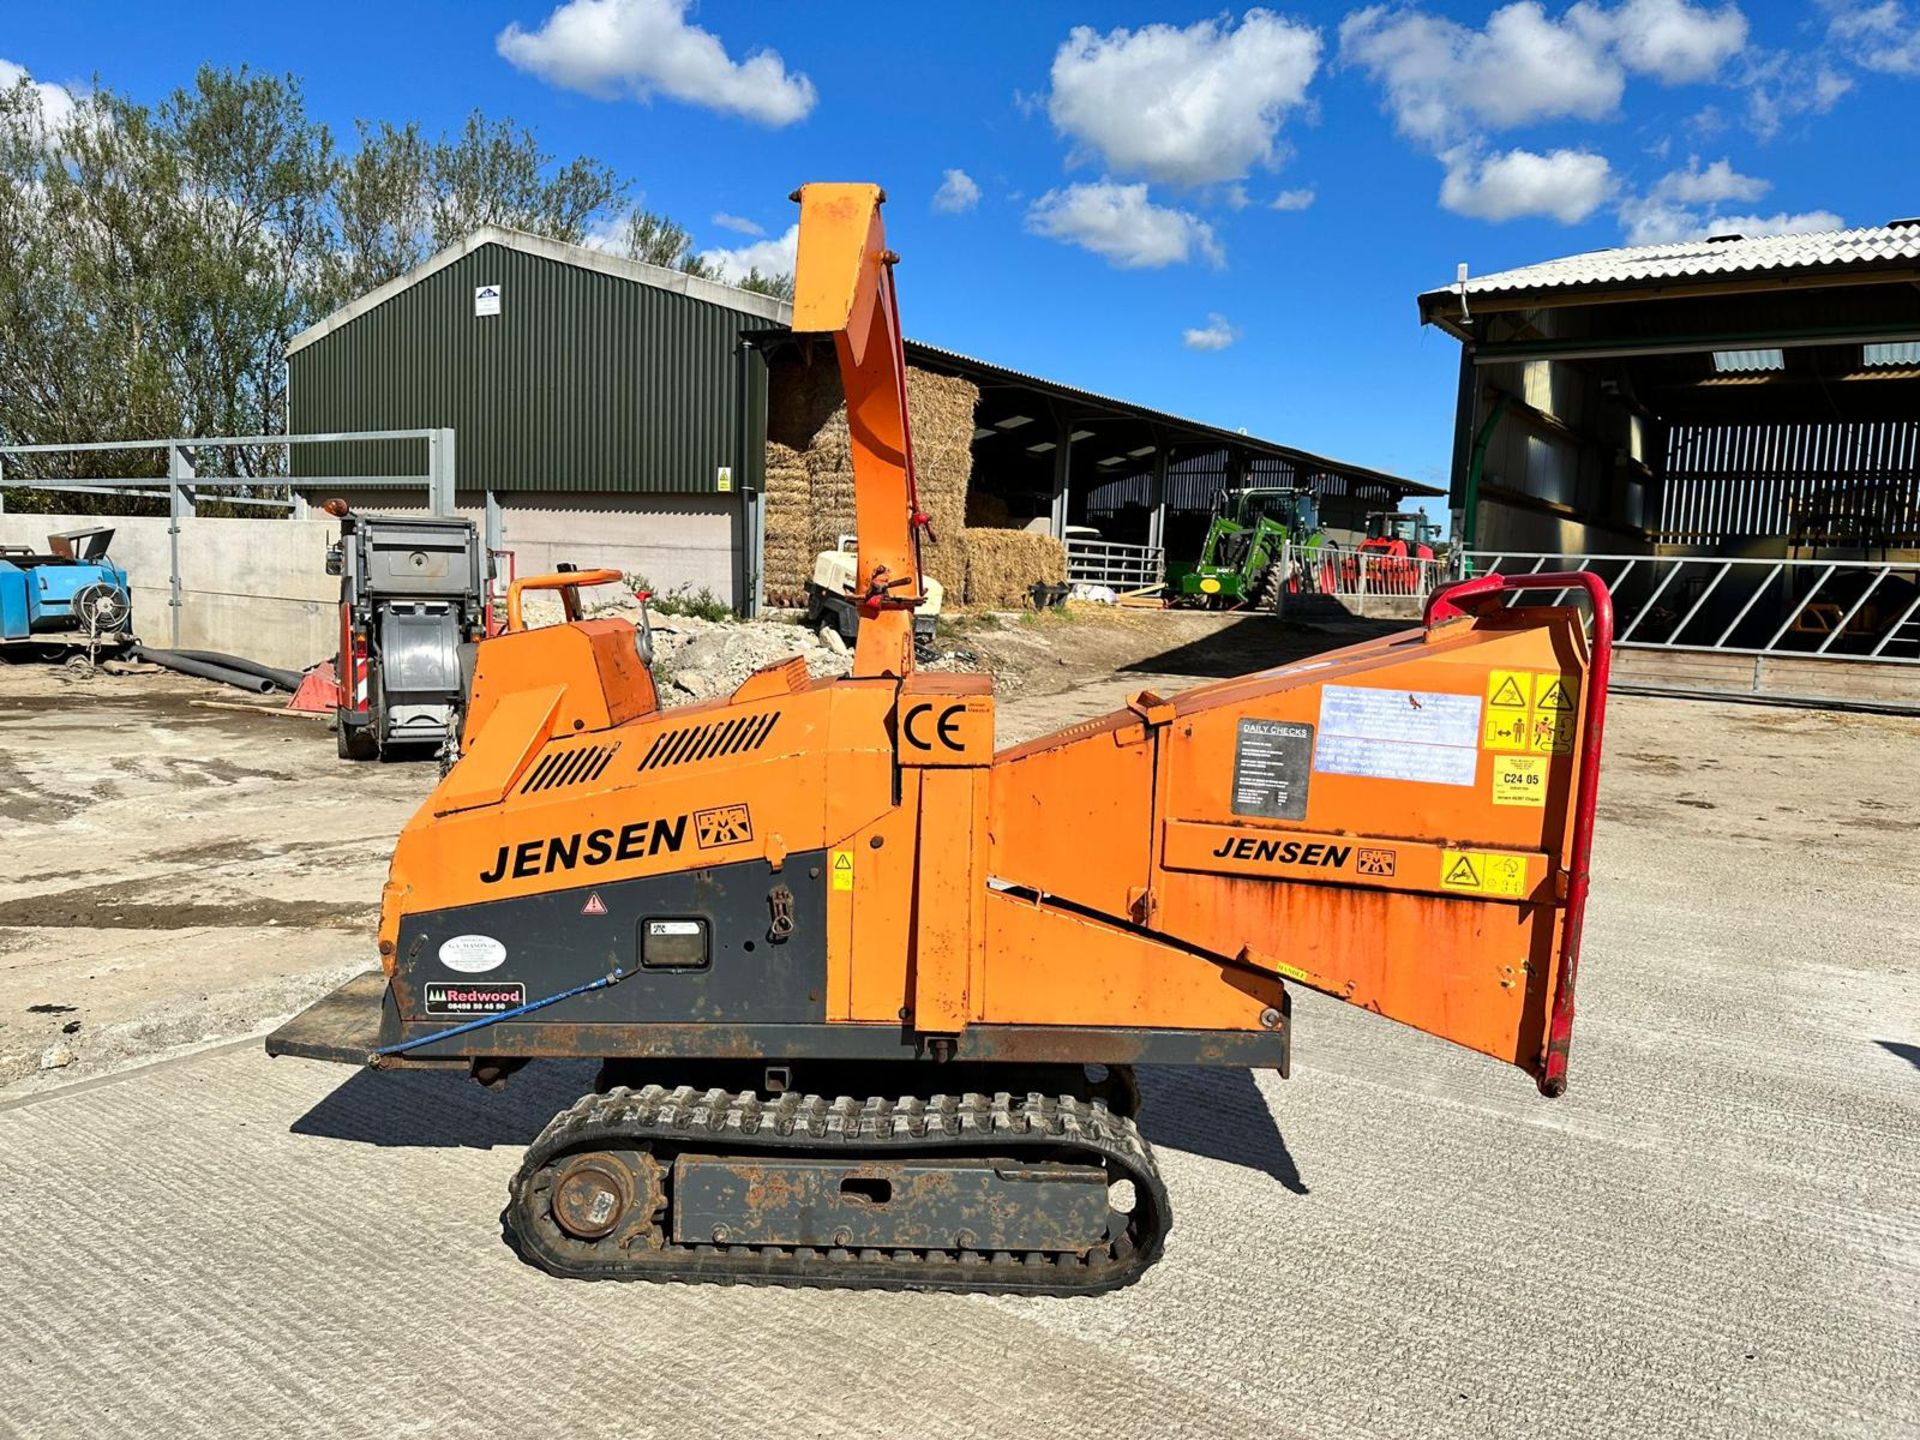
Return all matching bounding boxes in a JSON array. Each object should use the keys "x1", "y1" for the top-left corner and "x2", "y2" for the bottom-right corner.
[
  {"x1": 496, "y1": 492, "x2": 737, "y2": 601},
  {"x1": 295, "y1": 488, "x2": 741, "y2": 605},
  {"x1": 0, "y1": 512, "x2": 341, "y2": 671},
  {"x1": 6, "y1": 490, "x2": 743, "y2": 671}
]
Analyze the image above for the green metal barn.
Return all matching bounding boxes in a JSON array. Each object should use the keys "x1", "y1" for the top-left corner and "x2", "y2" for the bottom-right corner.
[{"x1": 288, "y1": 227, "x2": 785, "y2": 609}]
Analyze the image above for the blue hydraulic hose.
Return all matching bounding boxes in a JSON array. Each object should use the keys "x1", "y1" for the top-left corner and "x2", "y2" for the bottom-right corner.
[{"x1": 372, "y1": 968, "x2": 626, "y2": 1059}]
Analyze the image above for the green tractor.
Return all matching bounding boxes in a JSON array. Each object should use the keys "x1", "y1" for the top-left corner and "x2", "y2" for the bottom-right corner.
[{"x1": 1171, "y1": 486, "x2": 1339, "y2": 610}]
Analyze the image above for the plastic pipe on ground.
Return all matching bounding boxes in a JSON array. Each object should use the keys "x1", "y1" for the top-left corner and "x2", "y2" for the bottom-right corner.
[
  {"x1": 166, "y1": 649, "x2": 302, "y2": 691},
  {"x1": 132, "y1": 647, "x2": 277, "y2": 694}
]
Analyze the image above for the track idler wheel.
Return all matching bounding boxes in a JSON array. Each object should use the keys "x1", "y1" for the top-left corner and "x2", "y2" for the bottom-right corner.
[{"x1": 543, "y1": 1150, "x2": 663, "y2": 1247}]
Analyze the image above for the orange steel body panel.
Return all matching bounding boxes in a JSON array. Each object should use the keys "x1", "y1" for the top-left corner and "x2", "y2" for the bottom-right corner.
[
  {"x1": 459, "y1": 619, "x2": 658, "y2": 743},
  {"x1": 979, "y1": 608, "x2": 1596, "y2": 1079},
  {"x1": 379, "y1": 596, "x2": 1601, "y2": 1089}
]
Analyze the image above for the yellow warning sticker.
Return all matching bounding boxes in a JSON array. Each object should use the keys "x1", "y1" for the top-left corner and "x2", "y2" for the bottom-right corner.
[
  {"x1": 1483, "y1": 708, "x2": 1529, "y2": 749},
  {"x1": 1481, "y1": 669, "x2": 1581, "y2": 751},
  {"x1": 1530, "y1": 710, "x2": 1575, "y2": 756},
  {"x1": 1491, "y1": 754, "x2": 1549, "y2": 807},
  {"x1": 830, "y1": 850, "x2": 854, "y2": 892},
  {"x1": 1487, "y1": 670, "x2": 1530, "y2": 709},
  {"x1": 1440, "y1": 848, "x2": 1532, "y2": 897},
  {"x1": 1534, "y1": 674, "x2": 1578, "y2": 713}
]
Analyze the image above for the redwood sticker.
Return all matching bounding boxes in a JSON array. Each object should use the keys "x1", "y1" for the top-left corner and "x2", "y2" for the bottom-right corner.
[{"x1": 424, "y1": 982, "x2": 524, "y2": 1016}]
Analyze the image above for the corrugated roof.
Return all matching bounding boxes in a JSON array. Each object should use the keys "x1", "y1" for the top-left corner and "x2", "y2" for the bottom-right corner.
[
  {"x1": 286, "y1": 225, "x2": 791, "y2": 356},
  {"x1": 1420, "y1": 222, "x2": 1920, "y2": 323},
  {"x1": 900, "y1": 340, "x2": 1441, "y2": 497}
]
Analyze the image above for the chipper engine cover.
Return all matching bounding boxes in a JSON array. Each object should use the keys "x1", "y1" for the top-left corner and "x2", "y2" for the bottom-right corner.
[{"x1": 268, "y1": 183, "x2": 1614, "y2": 1297}]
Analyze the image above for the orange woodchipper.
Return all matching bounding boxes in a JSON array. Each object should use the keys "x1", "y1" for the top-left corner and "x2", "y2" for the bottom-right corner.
[{"x1": 270, "y1": 183, "x2": 1615, "y2": 1295}]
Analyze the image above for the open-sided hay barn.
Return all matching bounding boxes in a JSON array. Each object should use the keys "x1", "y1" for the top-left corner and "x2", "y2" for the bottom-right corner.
[{"x1": 1418, "y1": 220, "x2": 1920, "y2": 707}]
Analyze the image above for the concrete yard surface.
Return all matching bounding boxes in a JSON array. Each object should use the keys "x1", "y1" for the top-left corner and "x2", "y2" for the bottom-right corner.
[{"x1": 1, "y1": 618, "x2": 1918, "y2": 1438}]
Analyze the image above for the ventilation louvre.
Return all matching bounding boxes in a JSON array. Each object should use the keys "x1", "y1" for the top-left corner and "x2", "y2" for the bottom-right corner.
[
  {"x1": 519, "y1": 742, "x2": 621, "y2": 794},
  {"x1": 638, "y1": 712, "x2": 780, "y2": 772}
]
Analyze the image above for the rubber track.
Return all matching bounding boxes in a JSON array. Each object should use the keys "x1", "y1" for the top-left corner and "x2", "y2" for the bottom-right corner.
[{"x1": 506, "y1": 1084, "x2": 1170, "y2": 1296}]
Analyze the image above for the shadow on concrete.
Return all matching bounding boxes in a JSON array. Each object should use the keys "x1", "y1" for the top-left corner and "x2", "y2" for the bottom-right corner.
[
  {"x1": 293, "y1": 1059, "x2": 1309, "y2": 1198},
  {"x1": 1135, "y1": 1065, "x2": 1308, "y2": 1194},
  {"x1": 290, "y1": 1060, "x2": 598, "y2": 1149},
  {"x1": 1120, "y1": 615, "x2": 1404, "y2": 680},
  {"x1": 1877, "y1": 1040, "x2": 1920, "y2": 1071}
]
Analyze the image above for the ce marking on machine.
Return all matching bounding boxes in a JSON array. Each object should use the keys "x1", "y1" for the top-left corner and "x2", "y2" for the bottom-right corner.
[{"x1": 903, "y1": 701, "x2": 968, "y2": 754}]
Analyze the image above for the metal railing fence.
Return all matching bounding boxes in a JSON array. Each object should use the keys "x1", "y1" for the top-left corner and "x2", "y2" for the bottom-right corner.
[
  {"x1": 1262, "y1": 541, "x2": 1445, "y2": 612},
  {"x1": 0, "y1": 429, "x2": 459, "y2": 647},
  {"x1": 1458, "y1": 551, "x2": 1920, "y2": 665}
]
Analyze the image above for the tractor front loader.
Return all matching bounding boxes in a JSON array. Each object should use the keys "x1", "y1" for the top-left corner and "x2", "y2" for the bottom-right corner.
[
  {"x1": 1172, "y1": 487, "x2": 1338, "y2": 610},
  {"x1": 269, "y1": 183, "x2": 1614, "y2": 1296}
]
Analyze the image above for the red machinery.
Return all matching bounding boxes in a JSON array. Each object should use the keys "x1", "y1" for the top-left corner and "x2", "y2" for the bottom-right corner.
[{"x1": 1345, "y1": 511, "x2": 1441, "y2": 594}]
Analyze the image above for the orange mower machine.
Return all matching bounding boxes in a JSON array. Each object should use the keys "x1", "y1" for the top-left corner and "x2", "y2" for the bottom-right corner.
[{"x1": 270, "y1": 184, "x2": 1614, "y2": 1296}]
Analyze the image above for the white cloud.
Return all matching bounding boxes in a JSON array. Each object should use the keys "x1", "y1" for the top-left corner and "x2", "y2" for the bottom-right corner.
[
  {"x1": 0, "y1": 59, "x2": 80, "y2": 141},
  {"x1": 1570, "y1": 0, "x2": 1748, "y2": 84},
  {"x1": 1704, "y1": 209, "x2": 1845, "y2": 237},
  {"x1": 1617, "y1": 156, "x2": 1836, "y2": 244},
  {"x1": 1740, "y1": 49, "x2": 1852, "y2": 140},
  {"x1": 699, "y1": 223, "x2": 799, "y2": 284},
  {"x1": 1439, "y1": 146, "x2": 1614, "y2": 223},
  {"x1": 1341, "y1": 1, "x2": 1751, "y2": 146},
  {"x1": 1649, "y1": 154, "x2": 1768, "y2": 204},
  {"x1": 932, "y1": 168, "x2": 981, "y2": 214},
  {"x1": 1182, "y1": 314, "x2": 1240, "y2": 351},
  {"x1": 1026, "y1": 181, "x2": 1224, "y2": 268},
  {"x1": 1830, "y1": 1, "x2": 1920, "y2": 75},
  {"x1": 1342, "y1": 4, "x2": 1767, "y2": 223},
  {"x1": 1623, "y1": 204, "x2": 1843, "y2": 244},
  {"x1": 1340, "y1": 4, "x2": 1624, "y2": 146},
  {"x1": 497, "y1": 0, "x2": 816, "y2": 127},
  {"x1": 711, "y1": 212, "x2": 764, "y2": 236},
  {"x1": 1047, "y1": 11, "x2": 1321, "y2": 185},
  {"x1": 1270, "y1": 186, "x2": 1317, "y2": 211},
  {"x1": 1616, "y1": 197, "x2": 1703, "y2": 243},
  {"x1": 579, "y1": 214, "x2": 627, "y2": 253}
]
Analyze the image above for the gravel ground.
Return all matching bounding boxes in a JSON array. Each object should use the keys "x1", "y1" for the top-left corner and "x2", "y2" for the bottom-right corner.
[{"x1": 0, "y1": 614, "x2": 1915, "y2": 1438}]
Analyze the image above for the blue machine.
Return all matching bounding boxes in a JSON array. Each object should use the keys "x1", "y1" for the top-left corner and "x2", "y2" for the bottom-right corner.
[{"x1": 0, "y1": 527, "x2": 134, "y2": 653}]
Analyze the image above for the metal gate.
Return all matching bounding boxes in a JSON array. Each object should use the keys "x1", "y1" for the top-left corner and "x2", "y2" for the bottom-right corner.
[
  {"x1": 1458, "y1": 550, "x2": 1920, "y2": 707},
  {"x1": 1066, "y1": 536, "x2": 1164, "y2": 593}
]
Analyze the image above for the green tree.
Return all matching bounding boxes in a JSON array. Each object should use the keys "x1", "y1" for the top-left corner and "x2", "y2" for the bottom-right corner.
[
  {"x1": 617, "y1": 208, "x2": 715, "y2": 277},
  {"x1": 332, "y1": 112, "x2": 625, "y2": 294},
  {"x1": 736, "y1": 268, "x2": 796, "y2": 302},
  {"x1": 0, "y1": 64, "x2": 793, "y2": 513}
]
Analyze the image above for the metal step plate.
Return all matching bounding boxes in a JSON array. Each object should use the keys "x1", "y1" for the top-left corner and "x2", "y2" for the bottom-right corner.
[{"x1": 265, "y1": 971, "x2": 387, "y2": 1066}]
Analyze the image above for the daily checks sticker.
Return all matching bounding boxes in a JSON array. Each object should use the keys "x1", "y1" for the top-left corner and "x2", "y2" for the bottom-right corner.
[{"x1": 1440, "y1": 849, "x2": 1531, "y2": 898}]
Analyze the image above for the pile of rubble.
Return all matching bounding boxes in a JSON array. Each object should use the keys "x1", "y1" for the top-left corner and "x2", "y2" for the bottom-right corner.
[
  {"x1": 648, "y1": 610, "x2": 852, "y2": 702},
  {"x1": 520, "y1": 590, "x2": 997, "y2": 704}
]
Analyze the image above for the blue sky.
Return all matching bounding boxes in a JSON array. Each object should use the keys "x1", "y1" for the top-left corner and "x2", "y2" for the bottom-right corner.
[{"x1": 6, "y1": 1, "x2": 1918, "y2": 491}]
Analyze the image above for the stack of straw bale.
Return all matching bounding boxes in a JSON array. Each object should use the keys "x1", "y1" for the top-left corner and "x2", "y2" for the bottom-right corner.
[
  {"x1": 761, "y1": 442, "x2": 814, "y2": 605},
  {"x1": 960, "y1": 528, "x2": 1068, "y2": 608},
  {"x1": 763, "y1": 363, "x2": 981, "y2": 607}
]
